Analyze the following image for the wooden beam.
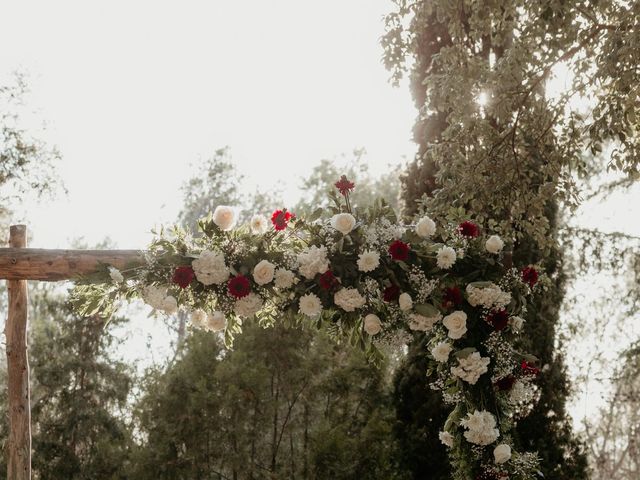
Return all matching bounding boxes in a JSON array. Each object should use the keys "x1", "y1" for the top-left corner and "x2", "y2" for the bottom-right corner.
[
  {"x1": 0, "y1": 248, "x2": 145, "y2": 281},
  {"x1": 5, "y1": 225, "x2": 31, "y2": 480}
]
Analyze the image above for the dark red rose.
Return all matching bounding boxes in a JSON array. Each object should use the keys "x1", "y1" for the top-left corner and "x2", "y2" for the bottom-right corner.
[
  {"x1": 271, "y1": 209, "x2": 293, "y2": 231},
  {"x1": 458, "y1": 221, "x2": 480, "y2": 238},
  {"x1": 334, "y1": 175, "x2": 355, "y2": 196},
  {"x1": 228, "y1": 275, "x2": 251, "y2": 298},
  {"x1": 319, "y1": 270, "x2": 339, "y2": 290},
  {"x1": 487, "y1": 309, "x2": 509, "y2": 331},
  {"x1": 521, "y1": 360, "x2": 540, "y2": 376},
  {"x1": 172, "y1": 266, "x2": 195, "y2": 289},
  {"x1": 442, "y1": 286, "x2": 463, "y2": 309},
  {"x1": 383, "y1": 285, "x2": 401, "y2": 302},
  {"x1": 521, "y1": 266, "x2": 539, "y2": 288},
  {"x1": 495, "y1": 375, "x2": 516, "y2": 391},
  {"x1": 388, "y1": 240, "x2": 410, "y2": 261}
]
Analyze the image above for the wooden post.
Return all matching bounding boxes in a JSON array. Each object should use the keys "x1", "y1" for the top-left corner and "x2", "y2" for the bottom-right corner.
[{"x1": 5, "y1": 225, "x2": 31, "y2": 480}]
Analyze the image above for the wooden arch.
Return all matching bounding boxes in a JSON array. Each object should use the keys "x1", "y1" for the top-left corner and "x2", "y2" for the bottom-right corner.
[{"x1": 0, "y1": 225, "x2": 144, "y2": 479}]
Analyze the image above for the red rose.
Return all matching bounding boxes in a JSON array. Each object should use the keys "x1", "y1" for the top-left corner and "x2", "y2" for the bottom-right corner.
[
  {"x1": 271, "y1": 209, "x2": 293, "y2": 231},
  {"x1": 172, "y1": 266, "x2": 194, "y2": 289},
  {"x1": 228, "y1": 275, "x2": 251, "y2": 298},
  {"x1": 521, "y1": 360, "x2": 540, "y2": 376},
  {"x1": 319, "y1": 270, "x2": 339, "y2": 290},
  {"x1": 383, "y1": 285, "x2": 401, "y2": 302},
  {"x1": 521, "y1": 266, "x2": 539, "y2": 288},
  {"x1": 334, "y1": 175, "x2": 355, "y2": 196},
  {"x1": 487, "y1": 309, "x2": 509, "y2": 331},
  {"x1": 494, "y1": 375, "x2": 516, "y2": 391},
  {"x1": 458, "y1": 221, "x2": 480, "y2": 238},
  {"x1": 442, "y1": 286, "x2": 463, "y2": 309},
  {"x1": 388, "y1": 240, "x2": 410, "y2": 261}
]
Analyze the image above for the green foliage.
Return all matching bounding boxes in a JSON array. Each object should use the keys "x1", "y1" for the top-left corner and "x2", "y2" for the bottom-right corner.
[
  {"x1": 0, "y1": 286, "x2": 134, "y2": 479},
  {"x1": 129, "y1": 323, "x2": 407, "y2": 480},
  {"x1": 0, "y1": 73, "x2": 62, "y2": 209}
]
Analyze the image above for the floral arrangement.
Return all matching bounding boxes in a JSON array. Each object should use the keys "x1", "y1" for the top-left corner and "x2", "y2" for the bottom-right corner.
[{"x1": 72, "y1": 176, "x2": 543, "y2": 479}]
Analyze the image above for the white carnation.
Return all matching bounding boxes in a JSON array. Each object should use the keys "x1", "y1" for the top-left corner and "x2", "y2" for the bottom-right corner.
[
  {"x1": 436, "y1": 246, "x2": 457, "y2": 269},
  {"x1": 249, "y1": 214, "x2": 269, "y2": 234},
  {"x1": 409, "y1": 313, "x2": 441, "y2": 332},
  {"x1": 399, "y1": 292, "x2": 413, "y2": 312},
  {"x1": 363, "y1": 313, "x2": 382, "y2": 335},
  {"x1": 466, "y1": 283, "x2": 511, "y2": 309},
  {"x1": 253, "y1": 259, "x2": 276, "y2": 286},
  {"x1": 357, "y1": 250, "x2": 380, "y2": 272},
  {"x1": 192, "y1": 250, "x2": 230, "y2": 285},
  {"x1": 330, "y1": 213, "x2": 357, "y2": 235},
  {"x1": 461, "y1": 410, "x2": 500, "y2": 446},
  {"x1": 451, "y1": 352, "x2": 490, "y2": 384},
  {"x1": 299, "y1": 293, "x2": 322, "y2": 317},
  {"x1": 431, "y1": 342, "x2": 453, "y2": 362},
  {"x1": 274, "y1": 268, "x2": 296, "y2": 289},
  {"x1": 233, "y1": 293, "x2": 263, "y2": 318},
  {"x1": 493, "y1": 444, "x2": 511, "y2": 464},
  {"x1": 439, "y1": 431, "x2": 454, "y2": 448},
  {"x1": 297, "y1": 246, "x2": 330, "y2": 279},
  {"x1": 108, "y1": 266, "x2": 124, "y2": 283},
  {"x1": 485, "y1": 235, "x2": 504, "y2": 254},
  {"x1": 416, "y1": 216, "x2": 436, "y2": 239},
  {"x1": 334, "y1": 288, "x2": 366, "y2": 312},
  {"x1": 207, "y1": 311, "x2": 227, "y2": 331},
  {"x1": 442, "y1": 310, "x2": 468, "y2": 339}
]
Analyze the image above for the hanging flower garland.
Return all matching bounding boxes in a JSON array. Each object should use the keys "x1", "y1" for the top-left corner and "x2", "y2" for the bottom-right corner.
[{"x1": 72, "y1": 176, "x2": 543, "y2": 479}]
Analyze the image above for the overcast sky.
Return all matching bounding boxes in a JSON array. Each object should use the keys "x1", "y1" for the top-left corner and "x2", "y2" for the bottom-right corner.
[{"x1": 1, "y1": 0, "x2": 415, "y2": 248}]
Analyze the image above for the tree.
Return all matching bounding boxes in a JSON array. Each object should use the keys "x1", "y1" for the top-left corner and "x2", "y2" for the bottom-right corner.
[
  {"x1": 380, "y1": 1, "x2": 640, "y2": 477},
  {"x1": 0, "y1": 286, "x2": 134, "y2": 479},
  {"x1": 130, "y1": 323, "x2": 406, "y2": 480}
]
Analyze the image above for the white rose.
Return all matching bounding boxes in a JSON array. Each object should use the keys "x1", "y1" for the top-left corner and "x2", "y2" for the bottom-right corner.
[
  {"x1": 250, "y1": 214, "x2": 269, "y2": 234},
  {"x1": 509, "y1": 315, "x2": 525, "y2": 331},
  {"x1": 416, "y1": 216, "x2": 436, "y2": 238},
  {"x1": 443, "y1": 310, "x2": 468, "y2": 339},
  {"x1": 212, "y1": 205, "x2": 237, "y2": 231},
  {"x1": 363, "y1": 313, "x2": 382, "y2": 335},
  {"x1": 493, "y1": 444, "x2": 511, "y2": 464},
  {"x1": 485, "y1": 235, "x2": 504, "y2": 254},
  {"x1": 208, "y1": 311, "x2": 227, "y2": 331},
  {"x1": 299, "y1": 293, "x2": 322, "y2": 317},
  {"x1": 431, "y1": 342, "x2": 453, "y2": 362},
  {"x1": 334, "y1": 288, "x2": 366, "y2": 312},
  {"x1": 399, "y1": 292, "x2": 413, "y2": 312},
  {"x1": 160, "y1": 296, "x2": 178, "y2": 315},
  {"x1": 357, "y1": 250, "x2": 380, "y2": 272},
  {"x1": 439, "y1": 431, "x2": 454, "y2": 448},
  {"x1": 274, "y1": 268, "x2": 296, "y2": 289},
  {"x1": 190, "y1": 309, "x2": 208, "y2": 329},
  {"x1": 330, "y1": 213, "x2": 357, "y2": 235},
  {"x1": 108, "y1": 266, "x2": 124, "y2": 283},
  {"x1": 253, "y1": 259, "x2": 276, "y2": 285},
  {"x1": 436, "y1": 246, "x2": 457, "y2": 269}
]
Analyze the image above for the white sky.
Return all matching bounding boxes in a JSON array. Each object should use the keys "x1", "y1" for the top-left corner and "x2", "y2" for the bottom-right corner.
[
  {"x1": 1, "y1": 0, "x2": 415, "y2": 249},
  {"x1": 2, "y1": 0, "x2": 639, "y2": 434}
]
